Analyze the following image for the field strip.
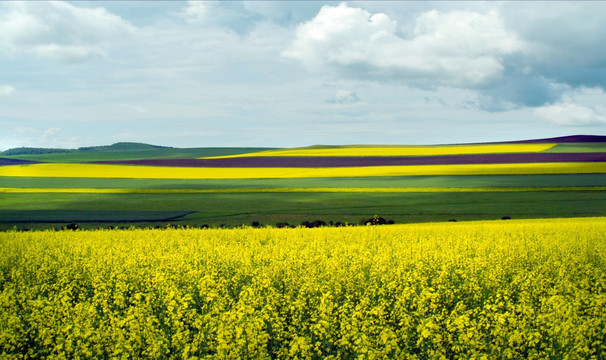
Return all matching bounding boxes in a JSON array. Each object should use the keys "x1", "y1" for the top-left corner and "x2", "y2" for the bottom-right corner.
[
  {"x1": 1, "y1": 162, "x2": 606, "y2": 179},
  {"x1": 202, "y1": 143, "x2": 557, "y2": 158},
  {"x1": 2, "y1": 186, "x2": 606, "y2": 194}
]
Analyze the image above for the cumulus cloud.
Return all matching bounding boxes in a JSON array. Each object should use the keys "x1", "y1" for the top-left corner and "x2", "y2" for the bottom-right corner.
[
  {"x1": 43, "y1": 127, "x2": 61, "y2": 137},
  {"x1": 501, "y1": 2, "x2": 606, "y2": 90},
  {"x1": 329, "y1": 90, "x2": 360, "y2": 104},
  {"x1": 535, "y1": 102, "x2": 606, "y2": 126},
  {"x1": 283, "y1": 3, "x2": 524, "y2": 89},
  {"x1": 0, "y1": 85, "x2": 15, "y2": 96},
  {"x1": 0, "y1": 1, "x2": 135, "y2": 62},
  {"x1": 0, "y1": 126, "x2": 77, "y2": 150},
  {"x1": 533, "y1": 87, "x2": 606, "y2": 125},
  {"x1": 180, "y1": 1, "x2": 265, "y2": 34},
  {"x1": 180, "y1": 1, "x2": 323, "y2": 33},
  {"x1": 473, "y1": 73, "x2": 565, "y2": 111},
  {"x1": 181, "y1": 1, "x2": 210, "y2": 23},
  {"x1": 284, "y1": 2, "x2": 606, "y2": 113}
]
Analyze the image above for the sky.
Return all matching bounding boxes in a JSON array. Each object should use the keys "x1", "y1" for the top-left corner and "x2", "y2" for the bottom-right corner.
[{"x1": 1, "y1": 1, "x2": 606, "y2": 150}]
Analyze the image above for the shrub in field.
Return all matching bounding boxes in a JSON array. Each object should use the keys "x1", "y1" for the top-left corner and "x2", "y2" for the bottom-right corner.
[
  {"x1": 360, "y1": 215, "x2": 392, "y2": 225},
  {"x1": 1, "y1": 218, "x2": 605, "y2": 359},
  {"x1": 301, "y1": 220, "x2": 327, "y2": 228},
  {"x1": 63, "y1": 223, "x2": 79, "y2": 231}
]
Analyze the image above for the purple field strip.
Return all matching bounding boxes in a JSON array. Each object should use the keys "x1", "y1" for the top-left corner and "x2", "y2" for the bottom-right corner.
[
  {"x1": 90, "y1": 153, "x2": 606, "y2": 168},
  {"x1": 453, "y1": 135, "x2": 606, "y2": 145},
  {"x1": 0, "y1": 158, "x2": 41, "y2": 166},
  {"x1": 499, "y1": 135, "x2": 606, "y2": 144}
]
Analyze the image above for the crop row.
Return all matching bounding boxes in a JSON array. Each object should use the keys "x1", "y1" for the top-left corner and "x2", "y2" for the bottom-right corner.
[
  {"x1": 91, "y1": 152, "x2": 606, "y2": 168},
  {"x1": 2, "y1": 162, "x2": 606, "y2": 179},
  {"x1": 202, "y1": 143, "x2": 555, "y2": 158}
]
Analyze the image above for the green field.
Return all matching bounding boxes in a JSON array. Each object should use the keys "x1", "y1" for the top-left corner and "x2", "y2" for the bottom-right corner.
[
  {"x1": 3, "y1": 141, "x2": 605, "y2": 162},
  {"x1": 3, "y1": 174, "x2": 606, "y2": 189},
  {"x1": 2, "y1": 190, "x2": 606, "y2": 230},
  {"x1": 2, "y1": 140, "x2": 606, "y2": 229},
  {"x1": 545, "y1": 142, "x2": 606, "y2": 153},
  {"x1": 1, "y1": 147, "x2": 275, "y2": 162},
  {"x1": 0, "y1": 210, "x2": 193, "y2": 224}
]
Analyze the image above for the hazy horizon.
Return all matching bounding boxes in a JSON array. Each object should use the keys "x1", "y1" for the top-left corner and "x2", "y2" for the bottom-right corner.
[
  {"x1": 4, "y1": 134, "x2": 606, "y2": 152},
  {"x1": 2, "y1": 1, "x2": 606, "y2": 150}
]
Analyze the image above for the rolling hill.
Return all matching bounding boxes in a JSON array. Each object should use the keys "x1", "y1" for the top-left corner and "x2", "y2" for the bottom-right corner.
[{"x1": 1, "y1": 135, "x2": 605, "y2": 229}]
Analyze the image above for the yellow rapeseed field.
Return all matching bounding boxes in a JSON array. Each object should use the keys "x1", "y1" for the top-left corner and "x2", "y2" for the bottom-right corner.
[
  {"x1": 1, "y1": 217, "x2": 605, "y2": 359},
  {"x1": 1, "y1": 161, "x2": 605, "y2": 179},
  {"x1": 202, "y1": 143, "x2": 556, "y2": 158}
]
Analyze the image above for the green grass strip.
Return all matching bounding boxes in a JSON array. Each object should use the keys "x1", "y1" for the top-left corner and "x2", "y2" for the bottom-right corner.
[
  {"x1": 2, "y1": 186, "x2": 606, "y2": 194},
  {"x1": 3, "y1": 174, "x2": 606, "y2": 189}
]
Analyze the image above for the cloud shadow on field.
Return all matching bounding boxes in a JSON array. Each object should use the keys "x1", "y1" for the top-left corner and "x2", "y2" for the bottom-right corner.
[{"x1": 3, "y1": 185, "x2": 606, "y2": 229}]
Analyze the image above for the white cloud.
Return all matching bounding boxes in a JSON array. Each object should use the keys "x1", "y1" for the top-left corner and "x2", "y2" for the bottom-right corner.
[
  {"x1": 534, "y1": 87, "x2": 606, "y2": 126},
  {"x1": 179, "y1": 1, "x2": 326, "y2": 33},
  {"x1": 0, "y1": 126, "x2": 77, "y2": 150},
  {"x1": 2, "y1": 2, "x2": 605, "y2": 149},
  {"x1": 329, "y1": 90, "x2": 360, "y2": 104},
  {"x1": 535, "y1": 102, "x2": 606, "y2": 126},
  {"x1": 179, "y1": 1, "x2": 265, "y2": 34},
  {"x1": 181, "y1": 1, "x2": 210, "y2": 23},
  {"x1": 43, "y1": 127, "x2": 61, "y2": 137},
  {"x1": 0, "y1": 85, "x2": 15, "y2": 96},
  {"x1": 0, "y1": 1, "x2": 135, "y2": 61},
  {"x1": 30, "y1": 44, "x2": 103, "y2": 62},
  {"x1": 284, "y1": 3, "x2": 524, "y2": 89},
  {"x1": 502, "y1": 2, "x2": 606, "y2": 65}
]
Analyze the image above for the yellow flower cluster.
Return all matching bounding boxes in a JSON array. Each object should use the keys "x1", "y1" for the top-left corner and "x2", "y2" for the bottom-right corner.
[
  {"x1": 203, "y1": 144, "x2": 556, "y2": 158},
  {"x1": 1, "y1": 217, "x2": 605, "y2": 359},
  {"x1": 2, "y1": 162, "x2": 605, "y2": 179}
]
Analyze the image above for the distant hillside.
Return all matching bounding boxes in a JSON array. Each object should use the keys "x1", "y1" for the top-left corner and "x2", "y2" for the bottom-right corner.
[
  {"x1": 1, "y1": 144, "x2": 278, "y2": 163},
  {"x1": 78, "y1": 142, "x2": 172, "y2": 152},
  {"x1": 3, "y1": 135, "x2": 604, "y2": 157},
  {"x1": 1, "y1": 142, "x2": 169, "y2": 156},
  {"x1": 506, "y1": 135, "x2": 606, "y2": 144},
  {"x1": 1, "y1": 147, "x2": 74, "y2": 156}
]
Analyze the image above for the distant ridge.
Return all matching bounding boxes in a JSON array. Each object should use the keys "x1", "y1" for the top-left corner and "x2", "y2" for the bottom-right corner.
[
  {"x1": 0, "y1": 147, "x2": 74, "y2": 156},
  {"x1": 78, "y1": 142, "x2": 171, "y2": 152},
  {"x1": 506, "y1": 135, "x2": 606, "y2": 144},
  {"x1": 1, "y1": 142, "x2": 170, "y2": 156},
  {"x1": 2, "y1": 136, "x2": 605, "y2": 156}
]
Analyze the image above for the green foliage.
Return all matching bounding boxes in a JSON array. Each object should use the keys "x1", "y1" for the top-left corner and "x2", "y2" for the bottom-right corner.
[{"x1": 360, "y1": 215, "x2": 392, "y2": 225}]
